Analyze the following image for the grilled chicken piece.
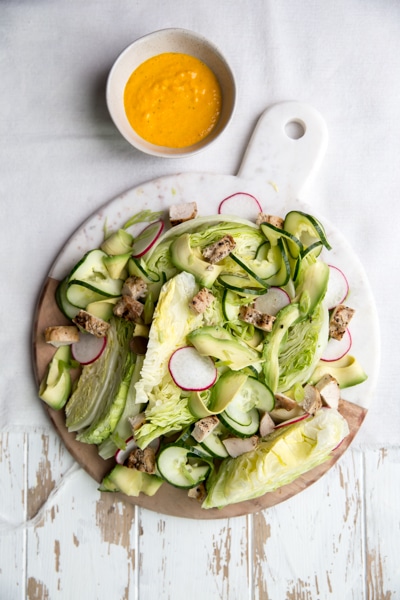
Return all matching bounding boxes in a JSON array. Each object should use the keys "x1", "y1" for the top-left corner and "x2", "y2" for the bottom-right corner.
[
  {"x1": 315, "y1": 374, "x2": 341, "y2": 409},
  {"x1": 256, "y1": 213, "x2": 284, "y2": 229},
  {"x1": 122, "y1": 276, "x2": 147, "y2": 300},
  {"x1": 169, "y1": 202, "x2": 198, "y2": 226},
  {"x1": 126, "y1": 447, "x2": 156, "y2": 474},
  {"x1": 44, "y1": 325, "x2": 79, "y2": 347},
  {"x1": 329, "y1": 304, "x2": 355, "y2": 340},
  {"x1": 239, "y1": 304, "x2": 275, "y2": 332},
  {"x1": 190, "y1": 288, "x2": 216, "y2": 314},
  {"x1": 192, "y1": 415, "x2": 220, "y2": 443},
  {"x1": 72, "y1": 310, "x2": 110, "y2": 338},
  {"x1": 113, "y1": 295, "x2": 144, "y2": 323},
  {"x1": 202, "y1": 234, "x2": 236, "y2": 264},
  {"x1": 222, "y1": 435, "x2": 259, "y2": 458},
  {"x1": 301, "y1": 384, "x2": 322, "y2": 415}
]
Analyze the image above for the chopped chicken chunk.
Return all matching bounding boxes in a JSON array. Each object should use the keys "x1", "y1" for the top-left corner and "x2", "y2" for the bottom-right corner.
[
  {"x1": 188, "y1": 482, "x2": 207, "y2": 503},
  {"x1": 192, "y1": 415, "x2": 220, "y2": 443},
  {"x1": 259, "y1": 412, "x2": 276, "y2": 437},
  {"x1": 256, "y1": 213, "x2": 284, "y2": 229},
  {"x1": 126, "y1": 446, "x2": 156, "y2": 474},
  {"x1": 129, "y1": 413, "x2": 146, "y2": 432},
  {"x1": 44, "y1": 325, "x2": 79, "y2": 347},
  {"x1": 223, "y1": 435, "x2": 258, "y2": 458},
  {"x1": 113, "y1": 295, "x2": 144, "y2": 323},
  {"x1": 72, "y1": 310, "x2": 110, "y2": 338},
  {"x1": 169, "y1": 202, "x2": 198, "y2": 226},
  {"x1": 122, "y1": 276, "x2": 147, "y2": 299},
  {"x1": 315, "y1": 374, "x2": 341, "y2": 409},
  {"x1": 301, "y1": 384, "x2": 322, "y2": 415},
  {"x1": 190, "y1": 288, "x2": 216, "y2": 314},
  {"x1": 329, "y1": 304, "x2": 355, "y2": 340},
  {"x1": 239, "y1": 304, "x2": 275, "y2": 331},
  {"x1": 274, "y1": 393, "x2": 299, "y2": 411},
  {"x1": 202, "y1": 234, "x2": 236, "y2": 264}
]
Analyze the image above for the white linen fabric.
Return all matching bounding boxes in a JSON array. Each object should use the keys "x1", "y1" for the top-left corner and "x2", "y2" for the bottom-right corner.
[{"x1": 1, "y1": 0, "x2": 398, "y2": 447}]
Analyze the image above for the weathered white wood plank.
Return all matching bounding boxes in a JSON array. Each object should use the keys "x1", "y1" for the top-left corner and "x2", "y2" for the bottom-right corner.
[
  {"x1": 0, "y1": 432, "x2": 27, "y2": 599},
  {"x1": 252, "y1": 448, "x2": 365, "y2": 599},
  {"x1": 138, "y1": 509, "x2": 251, "y2": 600},
  {"x1": 5, "y1": 431, "x2": 398, "y2": 600},
  {"x1": 25, "y1": 432, "x2": 139, "y2": 599},
  {"x1": 365, "y1": 447, "x2": 400, "y2": 598}
]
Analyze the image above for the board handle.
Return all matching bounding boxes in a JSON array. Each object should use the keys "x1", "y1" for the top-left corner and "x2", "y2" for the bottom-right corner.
[{"x1": 237, "y1": 102, "x2": 329, "y2": 202}]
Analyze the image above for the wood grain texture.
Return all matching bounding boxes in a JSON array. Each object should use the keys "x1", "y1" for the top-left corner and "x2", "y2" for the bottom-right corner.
[
  {"x1": 1, "y1": 432, "x2": 399, "y2": 598},
  {"x1": 32, "y1": 277, "x2": 368, "y2": 520}
]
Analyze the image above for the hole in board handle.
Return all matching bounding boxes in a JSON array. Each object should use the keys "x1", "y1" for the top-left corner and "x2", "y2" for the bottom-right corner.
[{"x1": 285, "y1": 119, "x2": 306, "y2": 140}]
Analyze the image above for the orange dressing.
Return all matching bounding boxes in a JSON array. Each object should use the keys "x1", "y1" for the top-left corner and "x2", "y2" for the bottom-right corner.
[{"x1": 124, "y1": 52, "x2": 222, "y2": 148}]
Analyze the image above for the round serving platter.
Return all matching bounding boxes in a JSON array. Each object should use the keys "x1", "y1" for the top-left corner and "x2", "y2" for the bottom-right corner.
[{"x1": 32, "y1": 102, "x2": 379, "y2": 519}]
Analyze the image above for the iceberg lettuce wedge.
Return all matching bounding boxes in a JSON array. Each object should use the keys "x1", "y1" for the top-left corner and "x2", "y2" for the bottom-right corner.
[
  {"x1": 134, "y1": 272, "x2": 203, "y2": 405},
  {"x1": 202, "y1": 408, "x2": 349, "y2": 509},
  {"x1": 65, "y1": 318, "x2": 135, "y2": 434}
]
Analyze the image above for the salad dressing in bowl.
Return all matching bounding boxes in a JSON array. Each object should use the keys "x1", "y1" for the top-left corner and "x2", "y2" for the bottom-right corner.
[{"x1": 124, "y1": 52, "x2": 222, "y2": 148}]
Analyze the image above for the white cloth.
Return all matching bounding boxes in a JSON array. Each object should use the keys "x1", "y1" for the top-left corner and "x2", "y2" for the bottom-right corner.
[{"x1": 1, "y1": 0, "x2": 399, "y2": 447}]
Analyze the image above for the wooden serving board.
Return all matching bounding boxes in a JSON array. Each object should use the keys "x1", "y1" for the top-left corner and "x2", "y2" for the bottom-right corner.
[{"x1": 32, "y1": 102, "x2": 379, "y2": 519}]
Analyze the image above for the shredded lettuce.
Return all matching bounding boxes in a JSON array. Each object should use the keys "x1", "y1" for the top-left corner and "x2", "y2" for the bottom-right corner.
[
  {"x1": 203, "y1": 408, "x2": 349, "y2": 509},
  {"x1": 135, "y1": 375, "x2": 195, "y2": 448}
]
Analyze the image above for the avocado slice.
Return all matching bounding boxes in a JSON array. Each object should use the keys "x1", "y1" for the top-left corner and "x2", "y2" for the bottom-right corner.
[
  {"x1": 100, "y1": 465, "x2": 164, "y2": 497},
  {"x1": 170, "y1": 233, "x2": 223, "y2": 288},
  {"x1": 309, "y1": 355, "x2": 368, "y2": 389},
  {"x1": 188, "y1": 326, "x2": 261, "y2": 371}
]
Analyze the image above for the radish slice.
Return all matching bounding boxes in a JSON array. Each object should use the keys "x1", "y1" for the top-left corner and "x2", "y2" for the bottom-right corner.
[
  {"x1": 131, "y1": 220, "x2": 165, "y2": 258},
  {"x1": 115, "y1": 436, "x2": 137, "y2": 464},
  {"x1": 254, "y1": 287, "x2": 291, "y2": 316},
  {"x1": 71, "y1": 334, "x2": 107, "y2": 365},
  {"x1": 274, "y1": 413, "x2": 310, "y2": 429},
  {"x1": 218, "y1": 193, "x2": 263, "y2": 221},
  {"x1": 168, "y1": 346, "x2": 217, "y2": 391},
  {"x1": 325, "y1": 265, "x2": 349, "y2": 310},
  {"x1": 321, "y1": 329, "x2": 352, "y2": 362}
]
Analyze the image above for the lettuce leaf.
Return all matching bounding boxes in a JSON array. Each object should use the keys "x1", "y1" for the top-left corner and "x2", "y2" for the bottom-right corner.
[
  {"x1": 134, "y1": 272, "x2": 203, "y2": 405},
  {"x1": 263, "y1": 301, "x2": 329, "y2": 394},
  {"x1": 202, "y1": 408, "x2": 349, "y2": 509},
  {"x1": 134, "y1": 374, "x2": 195, "y2": 448},
  {"x1": 65, "y1": 317, "x2": 135, "y2": 433}
]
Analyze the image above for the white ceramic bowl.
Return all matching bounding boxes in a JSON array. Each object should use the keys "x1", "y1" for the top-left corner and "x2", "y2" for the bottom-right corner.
[{"x1": 106, "y1": 28, "x2": 236, "y2": 158}]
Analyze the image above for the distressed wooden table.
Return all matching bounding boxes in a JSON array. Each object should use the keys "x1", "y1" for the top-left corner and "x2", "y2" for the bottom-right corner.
[
  {"x1": 2, "y1": 0, "x2": 400, "y2": 597},
  {"x1": 1, "y1": 432, "x2": 398, "y2": 598}
]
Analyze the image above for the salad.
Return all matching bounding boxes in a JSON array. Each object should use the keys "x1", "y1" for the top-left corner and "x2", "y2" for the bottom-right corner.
[{"x1": 38, "y1": 193, "x2": 367, "y2": 510}]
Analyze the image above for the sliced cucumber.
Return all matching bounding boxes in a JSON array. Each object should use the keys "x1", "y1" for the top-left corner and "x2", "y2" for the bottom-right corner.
[
  {"x1": 265, "y1": 239, "x2": 291, "y2": 287},
  {"x1": 218, "y1": 375, "x2": 273, "y2": 435},
  {"x1": 245, "y1": 377, "x2": 275, "y2": 412},
  {"x1": 55, "y1": 277, "x2": 80, "y2": 319},
  {"x1": 66, "y1": 279, "x2": 122, "y2": 309},
  {"x1": 128, "y1": 256, "x2": 162, "y2": 283},
  {"x1": 65, "y1": 248, "x2": 123, "y2": 308},
  {"x1": 218, "y1": 273, "x2": 268, "y2": 295},
  {"x1": 229, "y1": 253, "x2": 278, "y2": 285},
  {"x1": 284, "y1": 210, "x2": 331, "y2": 252},
  {"x1": 221, "y1": 289, "x2": 241, "y2": 322},
  {"x1": 68, "y1": 249, "x2": 110, "y2": 282},
  {"x1": 220, "y1": 407, "x2": 259, "y2": 437},
  {"x1": 156, "y1": 445, "x2": 211, "y2": 489},
  {"x1": 260, "y1": 222, "x2": 303, "y2": 258},
  {"x1": 199, "y1": 425, "x2": 229, "y2": 459}
]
